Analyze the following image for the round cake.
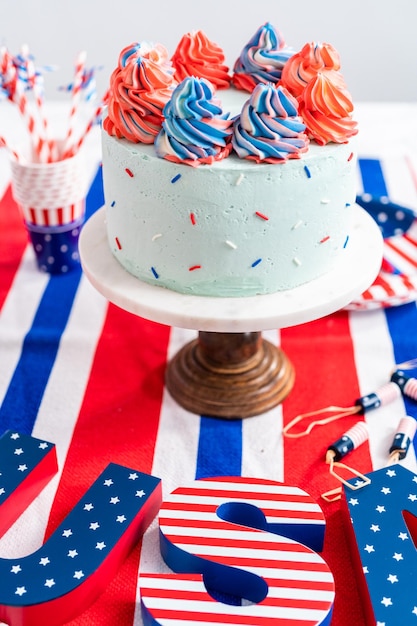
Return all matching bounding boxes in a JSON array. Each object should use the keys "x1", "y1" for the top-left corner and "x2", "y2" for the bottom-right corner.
[{"x1": 101, "y1": 24, "x2": 358, "y2": 298}]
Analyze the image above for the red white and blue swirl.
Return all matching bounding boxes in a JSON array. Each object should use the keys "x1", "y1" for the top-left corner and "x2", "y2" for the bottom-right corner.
[
  {"x1": 118, "y1": 42, "x2": 142, "y2": 68},
  {"x1": 232, "y1": 83, "x2": 309, "y2": 163},
  {"x1": 232, "y1": 22, "x2": 294, "y2": 92},
  {"x1": 155, "y1": 77, "x2": 233, "y2": 166}
]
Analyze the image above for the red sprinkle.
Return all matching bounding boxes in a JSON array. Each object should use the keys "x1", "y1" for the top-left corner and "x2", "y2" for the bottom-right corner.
[
  {"x1": 189, "y1": 265, "x2": 201, "y2": 272},
  {"x1": 115, "y1": 237, "x2": 122, "y2": 250},
  {"x1": 320, "y1": 235, "x2": 330, "y2": 244},
  {"x1": 347, "y1": 152, "x2": 354, "y2": 162},
  {"x1": 255, "y1": 211, "x2": 269, "y2": 221},
  {"x1": 125, "y1": 168, "x2": 134, "y2": 177},
  {"x1": 190, "y1": 213, "x2": 196, "y2": 225}
]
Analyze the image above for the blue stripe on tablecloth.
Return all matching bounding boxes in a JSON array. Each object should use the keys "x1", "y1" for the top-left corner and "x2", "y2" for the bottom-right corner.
[
  {"x1": 358, "y1": 158, "x2": 388, "y2": 196},
  {"x1": 359, "y1": 157, "x2": 417, "y2": 420},
  {"x1": 385, "y1": 303, "x2": 417, "y2": 419},
  {"x1": 195, "y1": 416, "x2": 242, "y2": 479},
  {"x1": 0, "y1": 166, "x2": 104, "y2": 436}
]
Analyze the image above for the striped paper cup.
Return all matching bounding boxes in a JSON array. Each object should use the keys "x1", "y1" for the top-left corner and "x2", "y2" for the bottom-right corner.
[{"x1": 10, "y1": 148, "x2": 88, "y2": 273}]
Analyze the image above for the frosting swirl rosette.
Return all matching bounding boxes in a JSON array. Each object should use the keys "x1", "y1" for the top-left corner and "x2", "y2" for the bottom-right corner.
[
  {"x1": 298, "y1": 70, "x2": 358, "y2": 144},
  {"x1": 155, "y1": 76, "x2": 233, "y2": 167},
  {"x1": 280, "y1": 42, "x2": 341, "y2": 98},
  {"x1": 232, "y1": 83, "x2": 309, "y2": 163},
  {"x1": 104, "y1": 42, "x2": 176, "y2": 143},
  {"x1": 232, "y1": 22, "x2": 293, "y2": 92},
  {"x1": 171, "y1": 30, "x2": 231, "y2": 90}
]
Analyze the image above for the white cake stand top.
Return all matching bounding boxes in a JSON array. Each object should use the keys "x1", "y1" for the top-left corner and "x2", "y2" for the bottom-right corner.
[{"x1": 79, "y1": 206, "x2": 383, "y2": 333}]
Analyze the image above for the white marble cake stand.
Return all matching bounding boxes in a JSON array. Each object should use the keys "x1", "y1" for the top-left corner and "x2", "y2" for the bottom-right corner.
[{"x1": 79, "y1": 206, "x2": 383, "y2": 419}]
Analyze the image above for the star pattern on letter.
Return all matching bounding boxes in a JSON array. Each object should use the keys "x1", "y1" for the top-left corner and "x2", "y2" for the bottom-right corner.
[
  {"x1": 15, "y1": 586, "x2": 26, "y2": 596},
  {"x1": 345, "y1": 465, "x2": 417, "y2": 625},
  {"x1": 387, "y1": 574, "x2": 398, "y2": 583},
  {"x1": 0, "y1": 455, "x2": 160, "y2": 610}
]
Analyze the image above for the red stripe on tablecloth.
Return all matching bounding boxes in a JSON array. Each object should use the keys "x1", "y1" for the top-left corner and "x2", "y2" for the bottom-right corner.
[
  {"x1": 281, "y1": 310, "x2": 372, "y2": 626},
  {"x1": 0, "y1": 185, "x2": 28, "y2": 311},
  {"x1": 44, "y1": 303, "x2": 170, "y2": 626}
]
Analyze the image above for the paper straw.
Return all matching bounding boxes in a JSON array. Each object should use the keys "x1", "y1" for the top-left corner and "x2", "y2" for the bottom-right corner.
[
  {"x1": 0, "y1": 46, "x2": 18, "y2": 100},
  {"x1": 62, "y1": 50, "x2": 87, "y2": 157},
  {"x1": 0, "y1": 135, "x2": 21, "y2": 162},
  {"x1": 13, "y1": 79, "x2": 49, "y2": 162},
  {"x1": 20, "y1": 44, "x2": 53, "y2": 162},
  {"x1": 62, "y1": 89, "x2": 109, "y2": 159}
]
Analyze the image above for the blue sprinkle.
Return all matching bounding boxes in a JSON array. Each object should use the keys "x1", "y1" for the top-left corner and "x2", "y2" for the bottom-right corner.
[
  {"x1": 111, "y1": 200, "x2": 116, "y2": 207},
  {"x1": 304, "y1": 165, "x2": 311, "y2": 178},
  {"x1": 251, "y1": 258, "x2": 262, "y2": 268},
  {"x1": 151, "y1": 267, "x2": 159, "y2": 279},
  {"x1": 171, "y1": 174, "x2": 182, "y2": 183},
  {"x1": 343, "y1": 235, "x2": 349, "y2": 248},
  {"x1": 346, "y1": 202, "x2": 351, "y2": 207}
]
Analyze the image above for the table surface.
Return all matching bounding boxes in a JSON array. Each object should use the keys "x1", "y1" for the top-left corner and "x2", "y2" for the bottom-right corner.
[{"x1": 1, "y1": 102, "x2": 417, "y2": 626}]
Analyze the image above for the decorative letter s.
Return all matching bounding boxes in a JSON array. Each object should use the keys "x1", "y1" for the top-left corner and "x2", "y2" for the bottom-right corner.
[{"x1": 140, "y1": 476, "x2": 335, "y2": 625}]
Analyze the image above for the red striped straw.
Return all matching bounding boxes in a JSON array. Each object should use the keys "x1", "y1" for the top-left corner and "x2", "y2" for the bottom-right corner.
[
  {"x1": 0, "y1": 135, "x2": 21, "y2": 162},
  {"x1": 62, "y1": 50, "x2": 87, "y2": 159},
  {"x1": 1, "y1": 46, "x2": 19, "y2": 102},
  {"x1": 20, "y1": 44, "x2": 53, "y2": 162},
  {"x1": 2, "y1": 46, "x2": 46, "y2": 162},
  {"x1": 62, "y1": 89, "x2": 109, "y2": 159},
  {"x1": 13, "y1": 79, "x2": 48, "y2": 163}
]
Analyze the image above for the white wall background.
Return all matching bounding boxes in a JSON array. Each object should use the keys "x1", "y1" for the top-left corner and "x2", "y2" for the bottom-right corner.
[{"x1": 0, "y1": 0, "x2": 417, "y2": 103}]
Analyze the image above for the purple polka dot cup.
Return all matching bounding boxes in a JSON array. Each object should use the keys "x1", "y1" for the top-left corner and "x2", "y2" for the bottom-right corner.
[{"x1": 10, "y1": 148, "x2": 88, "y2": 274}]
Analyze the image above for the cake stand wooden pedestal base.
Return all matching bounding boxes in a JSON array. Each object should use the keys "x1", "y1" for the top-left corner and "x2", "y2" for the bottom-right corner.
[
  {"x1": 166, "y1": 331, "x2": 294, "y2": 419},
  {"x1": 80, "y1": 206, "x2": 383, "y2": 419}
]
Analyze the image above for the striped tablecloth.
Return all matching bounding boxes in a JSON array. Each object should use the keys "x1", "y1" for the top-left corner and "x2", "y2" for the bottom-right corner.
[{"x1": 1, "y1": 103, "x2": 417, "y2": 625}]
